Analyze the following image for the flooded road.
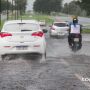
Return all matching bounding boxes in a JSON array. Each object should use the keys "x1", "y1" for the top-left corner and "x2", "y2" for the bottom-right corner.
[{"x1": 0, "y1": 33, "x2": 90, "y2": 90}]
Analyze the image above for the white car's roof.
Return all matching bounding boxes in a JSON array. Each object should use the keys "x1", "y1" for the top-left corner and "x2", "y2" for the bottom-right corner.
[{"x1": 4, "y1": 20, "x2": 39, "y2": 25}]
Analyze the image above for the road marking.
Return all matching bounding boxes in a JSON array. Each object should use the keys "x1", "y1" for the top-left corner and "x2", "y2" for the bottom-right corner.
[
  {"x1": 58, "y1": 58, "x2": 90, "y2": 89},
  {"x1": 75, "y1": 73, "x2": 90, "y2": 89}
]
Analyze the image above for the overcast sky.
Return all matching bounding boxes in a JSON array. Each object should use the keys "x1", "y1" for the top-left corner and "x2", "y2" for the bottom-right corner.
[{"x1": 26, "y1": 0, "x2": 73, "y2": 11}]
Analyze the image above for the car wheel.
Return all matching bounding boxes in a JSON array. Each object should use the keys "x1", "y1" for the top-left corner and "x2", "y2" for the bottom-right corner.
[
  {"x1": 43, "y1": 51, "x2": 46, "y2": 59},
  {"x1": 1, "y1": 54, "x2": 12, "y2": 60},
  {"x1": 40, "y1": 52, "x2": 46, "y2": 63},
  {"x1": 1, "y1": 55, "x2": 7, "y2": 60}
]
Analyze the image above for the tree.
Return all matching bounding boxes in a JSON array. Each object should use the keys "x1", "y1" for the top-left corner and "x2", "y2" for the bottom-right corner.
[
  {"x1": 0, "y1": 0, "x2": 13, "y2": 13},
  {"x1": 62, "y1": 3, "x2": 69, "y2": 14},
  {"x1": 80, "y1": 0, "x2": 90, "y2": 15},
  {"x1": 33, "y1": 0, "x2": 62, "y2": 14},
  {"x1": 14, "y1": 0, "x2": 27, "y2": 14},
  {"x1": 62, "y1": 1, "x2": 87, "y2": 16},
  {"x1": 68, "y1": 1, "x2": 81, "y2": 15}
]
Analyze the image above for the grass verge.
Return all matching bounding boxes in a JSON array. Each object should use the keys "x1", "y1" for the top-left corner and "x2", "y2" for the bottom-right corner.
[
  {"x1": 82, "y1": 29, "x2": 90, "y2": 34},
  {"x1": 18, "y1": 14, "x2": 54, "y2": 25},
  {"x1": 0, "y1": 21, "x2": 4, "y2": 31}
]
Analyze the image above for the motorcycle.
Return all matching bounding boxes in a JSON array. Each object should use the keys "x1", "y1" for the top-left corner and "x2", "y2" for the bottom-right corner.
[{"x1": 70, "y1": 34, "x2": 82, "y2": 52}]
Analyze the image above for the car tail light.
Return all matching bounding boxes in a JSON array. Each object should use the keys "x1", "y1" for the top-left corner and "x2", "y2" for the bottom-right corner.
[
  {"x1": 4, "y1": 46, "x2": 11, "y2": 48},
  {"x1": 0, "y1": 32, "x2": 12, "y2": 38},
  {"x1": 32, "y1": 31, "x2": 44, "y2": 37},
  {"x1": 33, "y1": 45, "x2": 40, "y2": 47}
]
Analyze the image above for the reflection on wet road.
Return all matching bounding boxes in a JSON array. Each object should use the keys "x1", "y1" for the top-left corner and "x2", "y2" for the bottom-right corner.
[{"x1": 0, "y1": 33, "x2": 90, "y2": 90}]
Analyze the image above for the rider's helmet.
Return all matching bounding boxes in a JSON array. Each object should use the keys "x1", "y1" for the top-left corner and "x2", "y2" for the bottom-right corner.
[{"x1": 72, "y1": 16, "x2": 78, "y2": 24}]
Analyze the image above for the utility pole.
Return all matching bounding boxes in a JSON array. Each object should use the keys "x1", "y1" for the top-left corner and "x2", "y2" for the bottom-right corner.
[
  {"x1": 16, "y1": 0, "x2": 18, "y2": 19},
  {"x1": 12, "y1": 0, "x2": 14, "y2": 19},
  {"x1": 14, "y1": 0, "x2": 19, "y2": 20},
  {"x1": 14, "y1": 0, "x2": 17, "y2": 20},
  {"x1": 7, "y1": 0, "x2": 9, "y2": 20},
  {"x1": 0, "y1": 0, "x2": 1, "y2": 26}
]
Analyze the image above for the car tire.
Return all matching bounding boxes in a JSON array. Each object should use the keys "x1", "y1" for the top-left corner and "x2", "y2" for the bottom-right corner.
[
  {"x1": 1, "y1": 54, "x2": 7, "y2": 60},
  {"x1": 1, "y1": 54, "x2": 12, "y2": 60},
  {"x1": 40, "y1": 52, "x2": 46, "y2": 63}
]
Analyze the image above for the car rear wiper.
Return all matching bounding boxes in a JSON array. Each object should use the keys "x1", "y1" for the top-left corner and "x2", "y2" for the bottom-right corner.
[
  {"x1": 18, "y1": 23, "x2": 26, "y2": 24},
  {"x1": 21, "y1": 30, "x2": 32, "y2": 32}
]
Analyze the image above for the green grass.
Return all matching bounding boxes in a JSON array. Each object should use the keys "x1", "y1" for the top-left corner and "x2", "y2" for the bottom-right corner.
[
  {"x1": 82, "y1": 29, "x2": 90, "y2": 33},
  {"x1": 0, "y1": 21, "x2": 4, "y2": 31},
  {"x1": 18, "y1": 14, "x2": 54, "y2": 25}
]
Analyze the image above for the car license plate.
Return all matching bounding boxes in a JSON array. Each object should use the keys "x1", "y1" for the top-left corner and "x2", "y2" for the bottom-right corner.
[
  {"x1": 74, "y1": 38, "x2": 79, "y2": 41},
  {"x1": 16, "y1": 46, "x2": 28, "y2": 50},
  {"x1": 58, "y1": 32, "x2": 63, "y2": 35}
]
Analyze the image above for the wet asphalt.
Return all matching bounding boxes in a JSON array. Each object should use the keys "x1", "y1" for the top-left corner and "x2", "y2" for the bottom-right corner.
[{"x1": 0, "y1": 32, "x2": 90, "y2": 90}]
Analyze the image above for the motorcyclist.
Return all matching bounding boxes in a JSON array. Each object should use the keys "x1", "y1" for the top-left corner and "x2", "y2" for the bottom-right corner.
[{"x1": 68, "y1": 16, "x2": 82, "y2": 49}]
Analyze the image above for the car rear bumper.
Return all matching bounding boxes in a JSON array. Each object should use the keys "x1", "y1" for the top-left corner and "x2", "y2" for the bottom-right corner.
[
  {"x1": 0, "y1": 41, "x2": 46, "y2": 55},
  {"x1": 0, "y1": 49, "x2": 45, "y2": 55},
  {"x1": 50, "y1": 31, "x2": 68, "y2": 36}
]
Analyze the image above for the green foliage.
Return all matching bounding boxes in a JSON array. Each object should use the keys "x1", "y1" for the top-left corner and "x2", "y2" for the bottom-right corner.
[
  {"x1": 81, "y1": 0, "x2": 90, "y2": 16},
  {"x1": 73, "y1": 0, "x2": 90, "y2": 16},
  {"x1": 18, "y1": 14, "x2": 54, "y2": 24},
  {"x1": 0, "y1": 0, "x2": 13, "y2": 13},
  {"x1": 14, "y1": 0, "x2": 27, "y2": 14},
  {"x1": 82, "y1": 29, "x2": 90, "y2": 33},
  {"x1": 33, "y1": 0, "x2": 62, "y2": 14},
  {"x1": 0, "y1": 21, "x2": 4, "y2": 31},
  {"x1": 62, "y1": 1, "x2": 87, "y2": 16}
]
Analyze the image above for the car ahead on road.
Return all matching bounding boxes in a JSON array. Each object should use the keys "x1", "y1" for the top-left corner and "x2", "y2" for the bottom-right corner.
[
  {"x1": 49, "y1": 21, "x2": 69, "y2": 38},
  {"x1": 0, "y1": 20, "x2": 46, "y2": 62}
]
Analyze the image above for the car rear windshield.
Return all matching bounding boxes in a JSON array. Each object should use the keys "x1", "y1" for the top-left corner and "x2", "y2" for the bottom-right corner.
[
  {"x1": 3, "y1": 23, "x2": 40, "y2": 32},
  {"x1": 54, "y1": 23, "x2": 67, "y2": 27}
]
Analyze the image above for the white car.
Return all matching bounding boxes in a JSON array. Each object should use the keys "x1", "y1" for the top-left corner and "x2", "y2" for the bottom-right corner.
[
  {"x1": 0, "y1": 20, "x2": 46, "y2": 62},
  {"x1": 50, "y1": 22, "x2": 69, "y2": 37}
]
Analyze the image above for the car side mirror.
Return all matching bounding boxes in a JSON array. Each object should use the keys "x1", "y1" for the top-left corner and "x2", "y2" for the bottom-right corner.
[{"x1": 43, "y1": 29, "x2": 48, "y2": 33}]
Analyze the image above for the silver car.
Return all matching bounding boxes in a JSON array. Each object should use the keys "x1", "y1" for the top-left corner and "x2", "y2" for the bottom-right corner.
[{"x1": 50, "y1": 21, "x2": 69, "y2": 37}]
